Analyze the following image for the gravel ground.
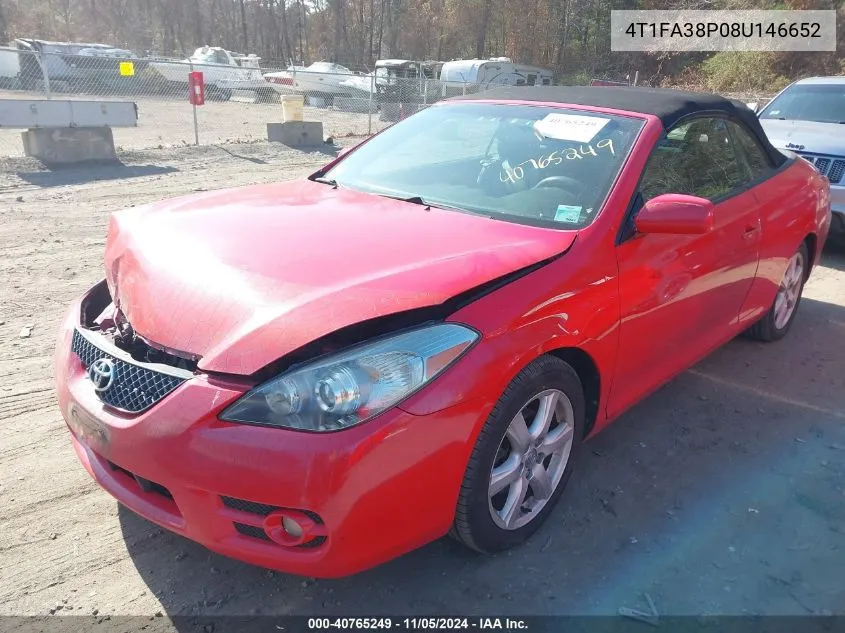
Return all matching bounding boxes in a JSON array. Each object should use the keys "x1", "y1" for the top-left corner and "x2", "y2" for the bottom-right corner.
[{"x1": 0, "y1": 141, "x2": 843, "y2": 628}]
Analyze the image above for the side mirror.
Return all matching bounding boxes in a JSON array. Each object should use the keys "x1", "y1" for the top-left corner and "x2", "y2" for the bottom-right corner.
[{"x1": 635, "y1": 194, "x2": 715, "y2": 235}]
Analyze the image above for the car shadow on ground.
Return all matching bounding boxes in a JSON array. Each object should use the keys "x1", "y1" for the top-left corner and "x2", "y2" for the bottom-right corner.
[
  {"x1": 119, "y1": 286, "x2": 845, "y2": 623},
  {"x1": 820, "y1": 239, "x2": 845, "y2": 271},
  {"x1": 16, "y1": 163, "x2": 178, "y2": 187}
]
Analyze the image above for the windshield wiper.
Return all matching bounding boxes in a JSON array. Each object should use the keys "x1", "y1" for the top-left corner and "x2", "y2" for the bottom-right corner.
[
  {"x1": 377, "y1": 192, "x2": 431, "y2": 206},
  {"x1": 312, "y1": 176, "x2": 338, "y2": 188},
  {"x1": 379, "y1": 193, "x2": 495, "y2": 218},
  {"x1": 394, "y1": 195, "x2": 427, "y2": 205}
]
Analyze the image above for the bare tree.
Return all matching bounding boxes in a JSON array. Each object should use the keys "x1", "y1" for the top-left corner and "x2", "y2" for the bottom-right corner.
[
  {"x1": 2, "y1": 0, "x2": 841, "y2": 88},
  {"x1": 238, "y1": 0, "x2": 248, "y2": 49},
  {"x1": 475, "y1": 0, "x2": 491, "y2": 58}
]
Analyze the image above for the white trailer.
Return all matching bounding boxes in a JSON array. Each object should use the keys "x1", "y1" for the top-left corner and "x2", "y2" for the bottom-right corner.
[{"x1": 439, "y1": 57, "x2": 553, "y2": 96}]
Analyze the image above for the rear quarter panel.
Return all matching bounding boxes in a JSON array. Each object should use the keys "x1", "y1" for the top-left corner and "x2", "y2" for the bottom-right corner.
[{"x1": 738, "y1": 157, "x2": 830, "y2": 327}]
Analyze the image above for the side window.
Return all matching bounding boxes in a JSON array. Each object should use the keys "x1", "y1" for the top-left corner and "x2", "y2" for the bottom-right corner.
[
  {"x1": 727, "y1": 120, "x2": 771, "y2": 179},
  {"x1": 639, "y1": 116, "x2": 749, "y2": 202}
]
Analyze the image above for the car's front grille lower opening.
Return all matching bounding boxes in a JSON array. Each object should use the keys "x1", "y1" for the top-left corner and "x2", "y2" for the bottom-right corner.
[
  {"x1": 233, "y1": 522, "x2": 272, "y2": 541},
  {"x1": 297, "y1": 535, "x2": 327, "y2": 549},
  {"x1": 106, "y1": 461, "x2": 175, "y2": 505},
  {"x1": 222, "y1": 495, "x2": 326, "y2": 549},
  {"x1": 220, "y1": 496, "x2": 278, "y2": 516}
]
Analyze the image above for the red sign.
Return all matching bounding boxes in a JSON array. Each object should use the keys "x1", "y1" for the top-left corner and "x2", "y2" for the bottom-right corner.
[{"x1": 188, "y1": 71, "x2": 205, "y2": 106}]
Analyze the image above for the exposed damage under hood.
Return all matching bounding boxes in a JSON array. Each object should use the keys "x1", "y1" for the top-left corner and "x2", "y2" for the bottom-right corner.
[{"x1": 101, "y1": 180, "x2": 577, "y2": 376}]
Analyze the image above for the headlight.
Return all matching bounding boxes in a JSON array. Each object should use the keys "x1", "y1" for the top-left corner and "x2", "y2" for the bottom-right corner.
[{"x1": 219, "y1": 323, "x2": 479, "y2": 431}]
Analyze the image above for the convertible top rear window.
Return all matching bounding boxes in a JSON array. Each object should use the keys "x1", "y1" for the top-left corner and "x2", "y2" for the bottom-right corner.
[{"x1": 322, "y1": 102, "x2": 645, "y2": 229}]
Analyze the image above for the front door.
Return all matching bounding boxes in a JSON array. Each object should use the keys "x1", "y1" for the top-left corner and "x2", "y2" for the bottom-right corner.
[{"x1": 607, "y1": 115, "x2": 763, "y2": 419}]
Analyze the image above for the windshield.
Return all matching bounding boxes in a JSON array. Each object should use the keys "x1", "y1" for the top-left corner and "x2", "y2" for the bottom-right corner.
[
  {"x1": 321, "y1": 103, "x2": 644, "y2": 229},
  {"x1": 759, "y1": 83, "x2": 845, "y2": 124}
]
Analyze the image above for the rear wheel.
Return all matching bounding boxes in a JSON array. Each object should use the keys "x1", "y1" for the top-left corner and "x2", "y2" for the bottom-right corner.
[
  {"x1": 744, "y1": 242, "x2": 808, "y2": 342},
  {"x1": 451, "y1": 355, "x2": 585, "y2": 553}
]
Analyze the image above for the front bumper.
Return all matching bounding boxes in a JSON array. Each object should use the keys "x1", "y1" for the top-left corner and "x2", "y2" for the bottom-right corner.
[{"x1": 54, "y1": 290, "x2": 487, "y2": 578}]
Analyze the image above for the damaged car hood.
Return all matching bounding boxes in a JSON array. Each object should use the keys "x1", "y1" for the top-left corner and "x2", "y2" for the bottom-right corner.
[{"x1": 104, "y1": 180, "x2": 577, "y2": 375}]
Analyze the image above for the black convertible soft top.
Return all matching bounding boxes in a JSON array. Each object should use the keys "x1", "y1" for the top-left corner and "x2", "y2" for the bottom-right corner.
[{"x1": 451, "y1": 85, "x2": 787, "y2": 167}]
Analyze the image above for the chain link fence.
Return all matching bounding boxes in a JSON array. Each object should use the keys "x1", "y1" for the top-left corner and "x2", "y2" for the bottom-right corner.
[
  {"x1": 0, "y1": 46, "x2": 776, "y2": 159},
  {"x1": 0, "y1": 47, "x2": 498, "y2": 157}
]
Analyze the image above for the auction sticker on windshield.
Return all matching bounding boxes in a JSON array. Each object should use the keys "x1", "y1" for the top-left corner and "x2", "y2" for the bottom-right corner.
[
  {"x1": 534, "y1": 113, "x2": 611, "y2": 143},
  {"x1": 554, "y1": 205, "x2": 583, "y2": 223}
]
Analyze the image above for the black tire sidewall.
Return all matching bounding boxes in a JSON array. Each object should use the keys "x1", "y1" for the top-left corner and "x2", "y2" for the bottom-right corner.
[{"x1": 459, "y1": 356, "x2": 586, "y2": 552}]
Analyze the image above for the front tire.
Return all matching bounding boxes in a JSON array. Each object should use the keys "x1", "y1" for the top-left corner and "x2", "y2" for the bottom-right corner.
[
  {"x1": 451, "y1": 355, "x2": 585, "y2": 553},
  {"x1": 744, "y1": 242, "x2": 808, "y2": 342}
]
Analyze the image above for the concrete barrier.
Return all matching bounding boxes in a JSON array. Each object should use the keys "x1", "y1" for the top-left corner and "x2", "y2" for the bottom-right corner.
[
  {"x1": 1, "y1": 98, "x2": 137, "y2": 164},
  {"x1": 267, "y1": 121, "x2": 325, "y2": 147},
  {"x1": 22, "y1": 127, "x2": 118, "y2": 164}
]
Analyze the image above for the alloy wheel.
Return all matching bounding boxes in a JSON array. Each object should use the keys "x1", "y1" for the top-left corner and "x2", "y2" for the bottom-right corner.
[
  {"x1": 488, "y1": 389, "x2": 575, "y2": 531},
  {"x1": 773, "y1": 250, "x2": 805, "y2": 330}
]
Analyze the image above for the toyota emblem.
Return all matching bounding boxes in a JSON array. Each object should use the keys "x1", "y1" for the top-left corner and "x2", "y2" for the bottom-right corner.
[{"x1": 88, "y1": 358, "x2": 116, "y2": 392}]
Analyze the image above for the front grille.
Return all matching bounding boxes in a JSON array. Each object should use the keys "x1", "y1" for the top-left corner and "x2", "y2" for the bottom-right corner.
[
  {"x1": 796, "y1": 152, "x2": 845, "y2": 185},
  {"x1": 830, "y1": 160, "x2": 845, "y2": 184},
  {"x1": 71, "y1": 329, "x2": 187, "y2": 413}
]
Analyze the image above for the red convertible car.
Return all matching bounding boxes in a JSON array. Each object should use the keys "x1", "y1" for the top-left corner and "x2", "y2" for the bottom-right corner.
[{"x1": 55, "y1": 86, "x2": 831, "y2": 577}]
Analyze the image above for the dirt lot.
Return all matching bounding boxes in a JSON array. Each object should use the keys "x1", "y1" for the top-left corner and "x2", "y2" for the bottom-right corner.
[{"x1": 1, "y1": 142, "x2": 844, "y2": 626}]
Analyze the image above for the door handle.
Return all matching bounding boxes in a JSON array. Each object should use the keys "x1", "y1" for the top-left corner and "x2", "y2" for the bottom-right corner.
[{"x1": 743, "y1": 224, "x2": 760, "y2": 240}]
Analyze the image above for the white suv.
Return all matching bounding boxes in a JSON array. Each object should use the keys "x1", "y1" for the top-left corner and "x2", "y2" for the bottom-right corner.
[{"x1": 757, "y1": 76, "x2": 845, "y2": 236}]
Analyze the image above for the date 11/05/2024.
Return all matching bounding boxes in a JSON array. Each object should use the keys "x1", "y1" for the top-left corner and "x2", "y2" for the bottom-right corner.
[{"x1": 307, "y1": 618, "x2": 529, "y2": 630}]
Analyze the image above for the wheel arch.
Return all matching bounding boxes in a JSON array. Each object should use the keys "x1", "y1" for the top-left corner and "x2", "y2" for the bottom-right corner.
[
  {"x1": 803, "y1": 232, "x2": 817, "y2": 280},
  {"x1": 546, "y1": 346, "x2": 601, "y2": 438}
]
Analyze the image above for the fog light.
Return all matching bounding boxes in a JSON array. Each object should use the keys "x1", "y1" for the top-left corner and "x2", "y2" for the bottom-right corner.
[
  {"x1": 262, "y1": 509, "x2": 327, "y2": 548},
  {"x1": 282, "y1": 515, "x2": 303, "y2": 538}
]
